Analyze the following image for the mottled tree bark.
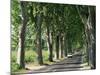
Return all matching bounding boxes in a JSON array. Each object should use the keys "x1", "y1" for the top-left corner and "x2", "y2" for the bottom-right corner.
[
  {"x1": 88, "y1": 7, "x2": 96, "y2": 69},
  {"x1": 36, "y1": 13, "x2": 43, "y2": 65},
  {"x1": 17, "y1": 2, "x2": 28, "y2": 68},
  {"x1": 76, "y1": 6, "x2": 96, "y2": 69},
  {"x1": 46, "y1": 25, "x2": 53, "y2": 62},
  {"x1": 60, "y1": 34, "x2": 64, "y2": 58},
  {"x1": 56, "y1": 35, "x2": 60, "y2": 59},
  {"x1": 64, "y1": 33, "x2": 68, "y2": 57}
]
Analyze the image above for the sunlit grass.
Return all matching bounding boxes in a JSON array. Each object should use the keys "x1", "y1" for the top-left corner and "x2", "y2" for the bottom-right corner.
[{"x1": 11, "y1": 50, "x2": 50, "y2": 72}]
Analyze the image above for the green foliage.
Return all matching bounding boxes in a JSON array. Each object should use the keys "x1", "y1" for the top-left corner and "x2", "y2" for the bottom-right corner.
[
  {"x1": 43, "y1": 50, "x2": 49, "y2": 61},
  {"x1": 25, "y1": 50, "x2": 37, "y2": 63},
  {"x1": 11, "y1": 51, "x2": 17, "y2": 62},
  {"x1": 11, "y1": 50, "x2": 49, "y2": 72},
  {"x1": 11, "y1": 1, "x2": 85, "y2": 52},
  {"x1": 11, "y1": 63, "x2": 20, "y2": 72},
  {"x1": 11, "y1": 0, "x2": 95, "y2": 71},
  {"x1": 12, "y1": 50, "x2": 49, "y2": 63},
  {"x1": 11, "y1": 0, "x2": 20, "y2": 51}
]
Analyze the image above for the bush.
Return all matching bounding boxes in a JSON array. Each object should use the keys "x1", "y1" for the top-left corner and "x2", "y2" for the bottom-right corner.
[
  {"x1": 25, "y1": 50, "x2": 37, "y2": 63},
  {"x1": 43, "y1": 51, "x2": 49, "y2": 61},
  {"x1": 11, "y1": 51, "x2": 17, "y2": 62},
  {"x1": 11, "y1": 63, "x2": 20, "y2": 72},
  {"x1": 11, "y1": 50, "x2": 49, "y2": 72},
  {"x1": 83, "y1": 55, "x2": 87, "y2": 63},
  {"x1": 11, "y1": 50, "x2": 49, "y2": 64}
]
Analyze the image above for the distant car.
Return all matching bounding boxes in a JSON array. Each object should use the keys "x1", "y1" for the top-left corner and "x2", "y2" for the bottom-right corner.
[{"x1": 68, "y1": 54, "x2": 73, "y2": 58}]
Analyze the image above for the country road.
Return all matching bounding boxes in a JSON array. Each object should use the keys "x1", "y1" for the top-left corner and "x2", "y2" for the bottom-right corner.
[{"x1": 13, "y1": 52, "x2": 90, "y2": 75}]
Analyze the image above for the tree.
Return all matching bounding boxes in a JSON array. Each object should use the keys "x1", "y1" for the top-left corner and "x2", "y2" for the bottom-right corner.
[
  {"x1": 34, "y1": 3, "x2": 44, "y2": 65},
  {"x1": 28, "y1": 3, "x2": 44, "y2": 65},
  {"x1": 17, "y1": 1, "x2": 28, "y2": 68},
  {"x1": 11, "y1": 0, "x2": 21, "y2": 51},
  {"x1": 11, "y1": 1, "x2": 96, "y2": 70},
  {"x1": 44, "y1": 5, "x2": 54, "y2": 61},
  {"x1": 36, "y1": 13, "x2": 43, "y2": 65},
  {"x1": 76, "y1": 5, "x2": 96, "y2": 69}
]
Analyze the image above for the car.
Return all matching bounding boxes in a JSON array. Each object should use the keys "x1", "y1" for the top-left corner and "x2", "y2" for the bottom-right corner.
[{"x1": 68, "y1": 53, "x2": 73, "y2": 58}]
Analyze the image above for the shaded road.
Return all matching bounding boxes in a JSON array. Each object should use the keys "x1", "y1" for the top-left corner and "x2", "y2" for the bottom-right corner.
[
  {"x1": 13, "y1": 52, "x2": 90, "y2": 75},
  {"x1": 26, "y1": 52, "x2": 89, "y2": 74}
]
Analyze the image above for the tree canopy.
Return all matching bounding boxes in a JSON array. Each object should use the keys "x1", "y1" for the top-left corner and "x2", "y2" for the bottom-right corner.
[{"x1": 11, "y1": 0, "x2": 96, "y2": 72}]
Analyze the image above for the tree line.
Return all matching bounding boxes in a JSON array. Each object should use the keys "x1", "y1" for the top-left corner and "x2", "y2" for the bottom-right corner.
[{"x1": 11, "y1": 0, "x2": 96, "y2": 69}]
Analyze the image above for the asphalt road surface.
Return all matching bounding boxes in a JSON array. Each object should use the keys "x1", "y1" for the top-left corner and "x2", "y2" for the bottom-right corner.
[{"x1": 13, "y1": 52, "x2": 90, "y2": 75}]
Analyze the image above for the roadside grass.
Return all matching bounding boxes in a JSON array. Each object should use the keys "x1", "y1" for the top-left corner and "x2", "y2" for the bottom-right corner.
[
  {"x1": 11, "y1": 50, "x2": 52, "y2": 72},
  {"x1": 11, "y1": 50, "x2": 74, "y2": 72}
]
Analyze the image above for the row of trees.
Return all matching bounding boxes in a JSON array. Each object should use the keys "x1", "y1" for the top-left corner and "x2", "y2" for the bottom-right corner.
[{"x1": 11, "y1": 0, "x2": 96, "y2": 69}]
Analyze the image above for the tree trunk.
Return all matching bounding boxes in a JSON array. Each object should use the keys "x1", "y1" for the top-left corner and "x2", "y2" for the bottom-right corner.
[
  {"x1": 60, "y1": 34, "x2": 64, "y2": 58},
  {"x1": 83, "y1": 7, "x2": 95, "y2": 69},
  {"x1": 64, "y1": 33, "x2": 68, "y2": 57},
  {"x1": 46, "y1": 25, "x2": 53, "y2": 62},
  {"x1": 17, "y1": 2, "x2": 28, "y2": 68},
  {"x1": 88, "y1": 7, "x2": 96, "y2": 69},
  {"x1": 76, "y1": 6, "x2": 90, "y2": 65},
  {"x1": 36, "y1": 13, "x2": 43, "y2": 65},
  {"x1": 56, "y1": 35, "x2": 60, "y2": 59},
  {"x1": 67, "y1": 32, "x2": 72, "y2": 54},
  {"x1": 76, "y1": 6, "x2": 96, "y2": 69}
]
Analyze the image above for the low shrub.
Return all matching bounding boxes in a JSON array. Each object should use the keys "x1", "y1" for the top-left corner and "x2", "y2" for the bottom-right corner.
[
  {"x1": 11, "y1": 50, "x2": 49, "y2": 72},
  {"x1": 11, "y1": 63, "x2": 20, "y2": 72}
]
